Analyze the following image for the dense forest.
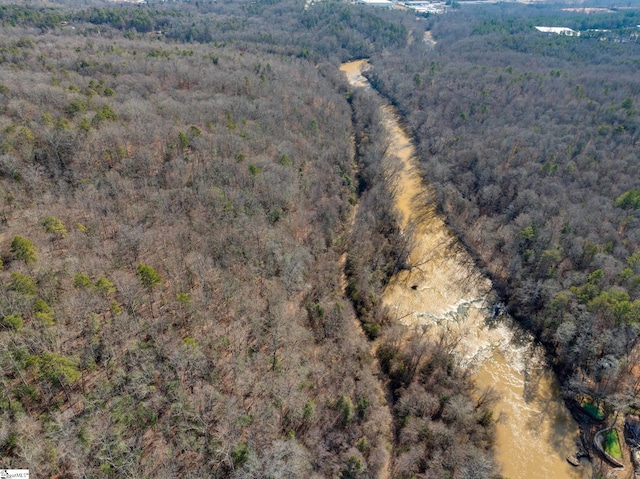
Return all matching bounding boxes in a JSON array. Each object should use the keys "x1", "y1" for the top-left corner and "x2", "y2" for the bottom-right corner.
[
  {"x1": 0, "y1": 19, "x2": 398, "y2": 479},
  {"x1": 7, "y1": 0, "x2": 640, "y2": 477},
  {"x1": 0, "y1": 1, "x2": 500, "y2": 478},
  {"x1": 0, "y1": 1, "x2": 407, "y2": 61},
  {"x1": 366, "y1": 3, "x2": 640, "y2": 417}
]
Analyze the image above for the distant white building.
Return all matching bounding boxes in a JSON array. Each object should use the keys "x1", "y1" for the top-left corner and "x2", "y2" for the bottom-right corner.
[
  {"x1": 357, "y1": 0, "x2": 395, "y2": 7},
  {"x1": 535, "y1": 26, "x2": 579, "y2": 36},
  {"x1": 404, "y1": 1, "x2": 446, "y2": 14}
]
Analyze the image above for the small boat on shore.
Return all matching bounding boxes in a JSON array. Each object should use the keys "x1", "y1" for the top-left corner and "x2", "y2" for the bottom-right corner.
[{"x1": 566, "y1": 454, "x2": 580, "y2": 467}]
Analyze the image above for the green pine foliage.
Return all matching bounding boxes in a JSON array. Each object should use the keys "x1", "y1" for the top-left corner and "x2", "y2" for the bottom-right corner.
[
  {"x1": 135, "y1": 264, "x2": 161, "y2": 290},
  {"x1": 10, "y1": 236, "x2": 37, "y2": 265}
]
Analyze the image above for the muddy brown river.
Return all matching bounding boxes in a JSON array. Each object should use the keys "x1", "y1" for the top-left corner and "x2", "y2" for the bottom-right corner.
[{"x1": 341, "y1": 59, "x2": 592, "y2": 479}]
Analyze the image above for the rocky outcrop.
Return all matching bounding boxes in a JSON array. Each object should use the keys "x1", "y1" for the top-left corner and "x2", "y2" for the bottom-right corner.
[
  {"x1": 625, "y1": 416, "x2": 640, "y2": 478},
  {"x1": 631, "y1": 449, "x2": 640, "y2": 478},
  {"x1": 626, "y1": 416, "x2": 640, "y2": 448}
]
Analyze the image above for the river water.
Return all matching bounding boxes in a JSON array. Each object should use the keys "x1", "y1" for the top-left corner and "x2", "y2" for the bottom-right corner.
[{"x1": 340, "y1": 59, "x2": 592, "y2": 479}]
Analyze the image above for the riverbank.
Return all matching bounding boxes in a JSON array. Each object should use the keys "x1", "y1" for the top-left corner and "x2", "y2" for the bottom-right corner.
[{"x1": 341, "y1": 59, "x2": 501, "y2": 479}]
